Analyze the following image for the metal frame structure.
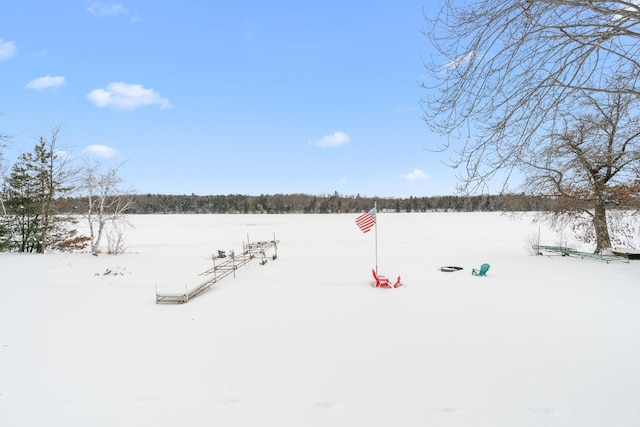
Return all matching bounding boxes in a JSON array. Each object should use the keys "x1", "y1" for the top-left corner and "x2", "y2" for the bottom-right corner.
[{"x1": 156, "y1": 235, "x2": 279, "y2": 304}]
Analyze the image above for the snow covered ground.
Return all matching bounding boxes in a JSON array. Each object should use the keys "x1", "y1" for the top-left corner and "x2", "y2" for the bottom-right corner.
[{"x1": 1, "y1": 212, "x2": 639, "y2": 426}]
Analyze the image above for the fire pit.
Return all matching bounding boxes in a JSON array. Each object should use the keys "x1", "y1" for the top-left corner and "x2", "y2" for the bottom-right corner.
[{"x1": 440, "y1": 266, "x2": 464, "y2": 272}]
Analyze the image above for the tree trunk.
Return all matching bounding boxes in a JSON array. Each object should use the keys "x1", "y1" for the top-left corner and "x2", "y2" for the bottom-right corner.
[
  {"x1": 592, "y1": 199, "x2": 611, "y2": 253},
  {"x1": 88, "y1": 215, "x2": 97, "y2": 254},
  {"x1": 94, "y1": 219, "x2": 105, "y2": 254}
]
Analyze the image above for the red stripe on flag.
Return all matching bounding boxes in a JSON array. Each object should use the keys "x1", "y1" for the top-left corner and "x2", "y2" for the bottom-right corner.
[{"x1": 355, "y1": 207, "x2": 376, "y2": 233}]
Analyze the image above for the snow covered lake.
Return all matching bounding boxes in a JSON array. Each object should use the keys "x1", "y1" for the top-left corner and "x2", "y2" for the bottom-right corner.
[{"x1": 1, "y1": 212, "x2": 639, "y2": 426}]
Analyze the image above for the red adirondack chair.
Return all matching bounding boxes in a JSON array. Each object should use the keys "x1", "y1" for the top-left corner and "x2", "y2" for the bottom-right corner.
[{"x1": 372, "y1": 269, "x2": 402, "y2": 288}]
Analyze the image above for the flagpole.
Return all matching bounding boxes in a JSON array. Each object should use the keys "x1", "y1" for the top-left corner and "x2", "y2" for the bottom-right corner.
[{"x1": 374, "y1": 200, "x2": 378, "y2": 274}]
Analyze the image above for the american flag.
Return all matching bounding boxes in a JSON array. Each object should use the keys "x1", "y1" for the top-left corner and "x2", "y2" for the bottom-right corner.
[{"x1": 355, "y1": 207, "x2": 376, "y2": 233}]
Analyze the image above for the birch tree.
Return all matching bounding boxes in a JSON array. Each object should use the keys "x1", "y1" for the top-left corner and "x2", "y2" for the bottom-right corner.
[
  {"x1": 82, "y1": 161, "x2": 133, "y2": 255},
  {"x1": 0, "y1": 115, "x2": 10, "y2": 216}
]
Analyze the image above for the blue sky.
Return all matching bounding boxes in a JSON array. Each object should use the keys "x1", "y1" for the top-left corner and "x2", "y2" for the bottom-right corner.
[{"x1": 1, "y1": 1, "x2": 459, "y2": 198}]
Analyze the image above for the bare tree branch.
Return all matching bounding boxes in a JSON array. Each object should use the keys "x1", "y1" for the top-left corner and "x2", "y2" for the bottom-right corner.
[
  {"x1": 81, "y1": 160, "x2": 133, "y2": 255},
  {"x1": 422, "y1": 0, "x2": 640, "y2": 193}
]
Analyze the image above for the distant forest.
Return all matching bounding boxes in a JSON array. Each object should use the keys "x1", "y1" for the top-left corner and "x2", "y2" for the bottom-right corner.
[{"x1": 54, "y1": 191, "x2": 624, "y2": 215}]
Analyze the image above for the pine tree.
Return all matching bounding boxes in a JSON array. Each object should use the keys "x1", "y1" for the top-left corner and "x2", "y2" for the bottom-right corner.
[{"x1": 1, "y1": 131, "x2": 87, "y2": 253}]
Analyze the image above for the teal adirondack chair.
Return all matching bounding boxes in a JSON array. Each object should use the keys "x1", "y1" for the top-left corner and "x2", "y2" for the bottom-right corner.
[{"x1": 472, "y1": 263, "x2": 490, "y2": 276}]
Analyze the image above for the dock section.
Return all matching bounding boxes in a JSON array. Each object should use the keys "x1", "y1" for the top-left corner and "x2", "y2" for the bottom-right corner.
[{"x1": 156, "y1": 238, "x2": 279, "y2": 304}]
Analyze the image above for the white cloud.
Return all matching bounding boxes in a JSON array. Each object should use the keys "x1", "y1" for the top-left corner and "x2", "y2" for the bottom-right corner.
[
  {"x1": 87, "y1": 2, "x2": 139, "y2": 23},
  {"x1": 83, "y1": 144, "x2": 119, "y2": 158},
  {"x1": 0, "y1": 39, "x2": 17, "y2": 61},
  {"x1": 403, "y1": 168, "x2": 429, "y2": 182},
  {"x1": 614, "y1": 0, "x2": 640, "y2": 23},
  {"x1": 54, "y1": 150, "x2": 72, "y2": 160},
  {"x1": 312, "y1": 131, "x2": 350, "y2": 148},
  {"x1": 25, "y1": 75, "x2": 66, "y2": 90},
  {"x1": 87, "y1": 82, "x2": 172, "y2": 111},
  {"x1": 87, "y1": 2, "x2": 127, "y2": 17},
  {"x1": 444, "y1": 51, "x2": 476, "y2": 72}
]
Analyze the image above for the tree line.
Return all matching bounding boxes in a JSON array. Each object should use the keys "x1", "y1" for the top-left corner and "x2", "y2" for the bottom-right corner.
[{"x1": 56, "y1": 191, "x2": 638, "y2": 215}]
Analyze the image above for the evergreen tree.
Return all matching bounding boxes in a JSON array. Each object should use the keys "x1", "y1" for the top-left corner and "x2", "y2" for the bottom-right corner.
[
  {"x1": 3, "y1": 145, "x2": 45, "y2": 252},
  {"x1": 1, "y1": 130, "x2": 87, "y2": 253}
]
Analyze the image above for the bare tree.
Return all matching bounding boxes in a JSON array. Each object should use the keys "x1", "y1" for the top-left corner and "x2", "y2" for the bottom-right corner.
[
  {"x1": 0, "y1": 151, "x2": 8, "y2": 216},
  {"x1": 82, "y1": 161, "x2": 133, "y2": 255},
  {"x1": 520, "y1": 82, "x2": 640, "y2": 251},
  {"x1": 422, "y1": 0, "x2": 640, "y2": 193},
  {"x1": 38, "y1": 125, "x2": 78, "y2": 252},
  {"x1": 0, "y1": 113, "x2": 12, "y2": 216},
  {"x1": 105, "y1": 221, "x2": 128, "y2": 255}
]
